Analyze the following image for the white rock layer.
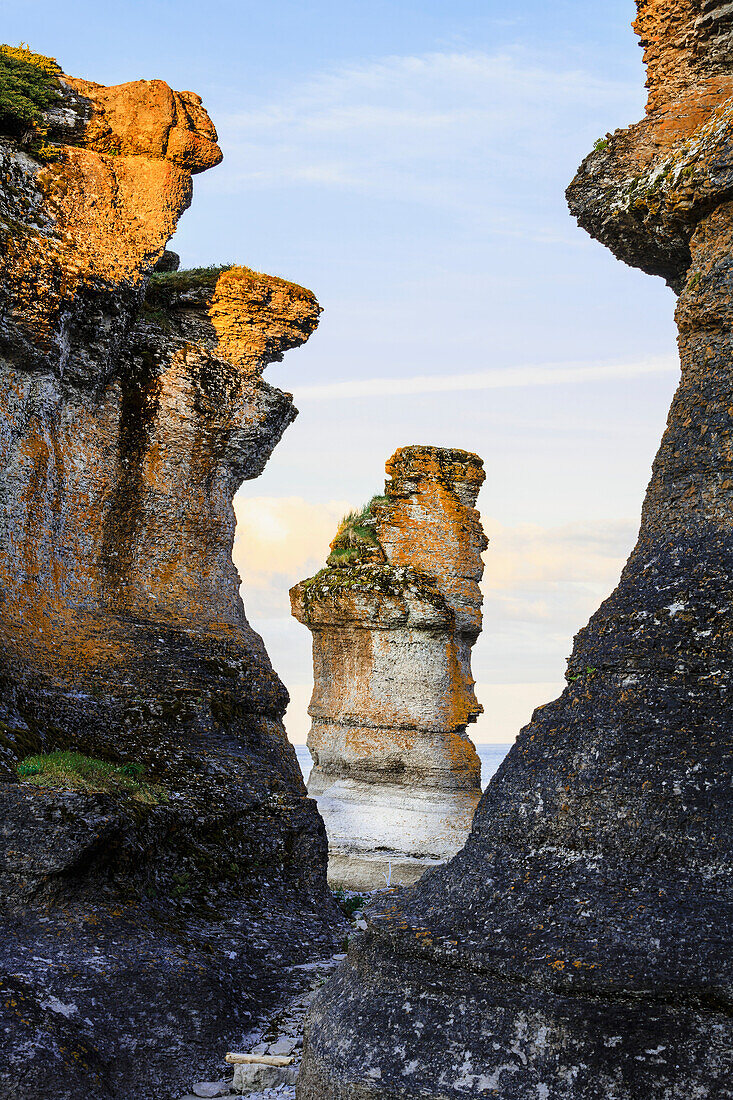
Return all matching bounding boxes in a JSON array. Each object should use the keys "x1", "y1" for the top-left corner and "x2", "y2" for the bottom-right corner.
[{"x1": 291, "y1": 446, "x2": 487, "y2": 889}]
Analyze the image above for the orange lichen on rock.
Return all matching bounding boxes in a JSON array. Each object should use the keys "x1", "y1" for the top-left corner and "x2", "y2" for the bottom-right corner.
[
  {"x1": 0, "y1": 73, "x2": 222, "y2": 360},
  {"x1": 68, "y1": 76, "x2": 222, "y2": 169},
  {"x1": 291, "y1": 445, "x2": 486, "y2": 890},
  {"x1": 209, "y1": 265, "x2": 321, "y2": 374},
  {"x1": 634, "y1": 0, "x2": 733, "y2": 117},
  {"x1": 0, "y1": 60, "x2": 336, "y2": 1100},
  {"x1": 378, "y1": 445, "x2": 486, "y2": 637}
]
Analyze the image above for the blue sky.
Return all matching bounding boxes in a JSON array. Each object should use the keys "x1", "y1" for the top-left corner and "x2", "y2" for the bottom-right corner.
[{"x1": 4, "y1": 1, "x2": 681, "y2": 741}]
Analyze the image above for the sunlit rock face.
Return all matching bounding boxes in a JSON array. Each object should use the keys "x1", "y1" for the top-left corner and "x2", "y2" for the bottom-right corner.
[
  {"x1": 0, "y1": 63, "x2": 341, "y2": 1100},
  {"x1": 296, "y1": 3, "x2": 733, "y2": 1098},
  {"x1": 291, "y1": 446, "x2": 485, "y2": 889}
]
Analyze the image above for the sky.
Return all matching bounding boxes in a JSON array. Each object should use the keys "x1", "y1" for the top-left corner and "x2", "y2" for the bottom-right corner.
[{"x1": 3, "y1": 0, "x2": 681, "y2": 742}]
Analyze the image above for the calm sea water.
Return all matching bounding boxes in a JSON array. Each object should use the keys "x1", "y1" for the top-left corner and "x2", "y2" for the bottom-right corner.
[{"x1": 294, "y1": 743, "x2": 513, "y2": 790}]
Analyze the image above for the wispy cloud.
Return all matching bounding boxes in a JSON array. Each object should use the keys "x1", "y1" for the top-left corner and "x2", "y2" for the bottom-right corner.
[
  {"x1": 293, "y1": 354, "x2": 678, "y2": 401},
  {"x1": 213, "y1": 49, "x2": 641, "y2": 234},
  {"x1": 482, "y1": 517, "x2": 635, "y2": 625},
  {"x1": 233, "y1": 495, "x2": 349, "y2": 617},
  {"x1": 475, "y1": 516, "x2": 637, "y2": 696}
]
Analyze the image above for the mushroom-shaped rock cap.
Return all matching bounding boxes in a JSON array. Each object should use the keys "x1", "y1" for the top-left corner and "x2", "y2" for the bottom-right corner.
[
  {"x1": 0, "y1": 63, "x2": 223, "y2": 366},
  {"x1": 66, "y1": 76, "x2": 222, "y2": 172},
  {"x1": 568, "y1": 0, "x2": 733, "y2": 289}
]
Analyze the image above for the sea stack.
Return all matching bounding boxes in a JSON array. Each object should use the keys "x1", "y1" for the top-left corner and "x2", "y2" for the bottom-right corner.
[
  {"x1": 0, "y1": 52, "x2": 341, "y2": 1100},
  {"x1": 296, "y1": 2, "x2": 733, "y2": 1097},
  {"x1": 291, "y1": 446, "x2": 486, "y2": 889}
]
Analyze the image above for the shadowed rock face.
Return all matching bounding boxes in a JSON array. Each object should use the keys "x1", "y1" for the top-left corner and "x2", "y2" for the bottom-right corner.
[
  {"x1": 296, "y1": 4, "x2": 733, "y2": 1098},
  {"x1": 291, "y1": 447, "x2": 485, "y2": 890},
  {"x1": 0, "y1": 66, "x2": 340, "y2": 1100}
]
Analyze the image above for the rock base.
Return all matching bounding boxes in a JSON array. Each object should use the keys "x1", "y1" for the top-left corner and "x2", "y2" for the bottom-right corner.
[
  {"x1": 326, "y1": 850, "x2": 442, "y2": 891},
  {"x1": 317, "y1": 779, "x2": 480, "y2": 888}
]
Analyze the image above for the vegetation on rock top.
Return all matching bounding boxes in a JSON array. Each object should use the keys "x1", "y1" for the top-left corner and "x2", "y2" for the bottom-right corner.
[
  {"x1": 17, "y1": 750, "x2": 166, "y2": 804},
  {"x1": 331, "y1": 887, "x2": 367, "y2": 918},
  {"x1": 142, "y1": 265, "x2": 234, "y2": 328},
  {"x1": 143, "y1": 265, "x2": 317, "y2": 335},
  {"x1": 0, "y1": 43, "x2": 61, "y2": 138},
  {"x1": 147, "y1": 264, "x2": 234, "y2": 296},
  {"x1": 147, "y1": 263, "x2": 312, "y2": 301},
  {"x1": 327, "y1": 494, "x2": 389, "y2": 567}
]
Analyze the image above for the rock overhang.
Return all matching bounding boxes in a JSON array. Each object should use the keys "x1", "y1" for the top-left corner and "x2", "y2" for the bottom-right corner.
[{"x1": 0, "y1": 51, "x2": 338, "y2": 1100}]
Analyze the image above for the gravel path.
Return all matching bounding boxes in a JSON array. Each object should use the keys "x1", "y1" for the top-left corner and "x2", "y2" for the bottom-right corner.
[{"x1": 180, "y1": 892, "x2": 374, "y2": 1098}]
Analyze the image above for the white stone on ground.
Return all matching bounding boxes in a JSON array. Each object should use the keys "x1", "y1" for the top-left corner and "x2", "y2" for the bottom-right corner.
[{"x1": 232, "y1": 1063, "x2": 298, "y2": 1092}]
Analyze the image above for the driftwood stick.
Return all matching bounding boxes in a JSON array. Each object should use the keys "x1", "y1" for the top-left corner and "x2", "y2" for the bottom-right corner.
[{"x1": 224, "y1": 1053, "x2": 294, "y2": 1066}]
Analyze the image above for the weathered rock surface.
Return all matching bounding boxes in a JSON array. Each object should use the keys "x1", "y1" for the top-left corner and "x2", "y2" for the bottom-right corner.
[
  {"x1": 296, "y1": 4, "x2": 733, "y2": 1098},
  {"x1": 176, "y1": 949, "x2": 351, "y2": 1100},
  {"x1": 291, "y1": 447, "x2": 485, "y2": 890},
  {"x1": 0, "y1": 57, "x2": 341, "y2": 1100}
]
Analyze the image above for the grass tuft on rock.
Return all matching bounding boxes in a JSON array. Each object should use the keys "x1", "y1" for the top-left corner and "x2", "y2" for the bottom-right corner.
[
  {"x1": 0, "y1": 43, "x2": 61, "y2": 138},
  {"x1": 16, "y1": 750, "x2": 166, "y2": 804},
  {"x1": 148, "y1": 264, "x2": 234, "y2": 295},
  {"x1": 331, "y1": 887, "x2": 368, "y2": 918},
  {"x1": 147, "y1": 263, "x2": 312, "y2": 302},
  {"x1": 327, "y1": 495, "x2": 388, "y2": 567},
  {"x1": 142, "y1": 265, "x2": 233, "y2": 327}
]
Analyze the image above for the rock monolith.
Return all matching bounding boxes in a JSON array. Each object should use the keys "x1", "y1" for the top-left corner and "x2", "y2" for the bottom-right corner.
[
  {"x1": 0, "y1": 48, "x2": 341, "y2": 1100},
  {"x1": 291, "y1": 446, "x2": 486, "y2": 889},
  {"x1": 296, "y1": 3, "x2": 733, "y2": 1097}
]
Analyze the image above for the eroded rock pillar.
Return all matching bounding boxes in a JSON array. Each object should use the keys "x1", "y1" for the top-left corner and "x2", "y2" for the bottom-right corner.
[
  {"x1": 0, "y1": 54, "x2": 339, "y2": 1100},
  {"x1": 291, "y1": 446, "x2": 486, "y2": 889}
]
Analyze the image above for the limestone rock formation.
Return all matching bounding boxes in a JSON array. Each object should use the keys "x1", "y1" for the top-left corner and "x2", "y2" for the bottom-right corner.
[
  {"x1": 0, "y1": 50, "x2": 341, "y2": 1100},
  {"x1": 291, "y1": 446, "x2": 485, "y2": 890},
  {"x1": 296, "y1": 4, "x2": 733, "y2": 1098}
]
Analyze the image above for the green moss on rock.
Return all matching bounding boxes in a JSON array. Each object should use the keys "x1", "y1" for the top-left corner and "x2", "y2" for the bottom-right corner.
[
  {"x1": 147, "y1": 264, "x2": 233, "y2": 297},
  {"x1": 298, "y1": 563, "x2": 450, "y2": 621},
  {"x1": 0, "y1": 44, "x2": 61, "y2": 138}
]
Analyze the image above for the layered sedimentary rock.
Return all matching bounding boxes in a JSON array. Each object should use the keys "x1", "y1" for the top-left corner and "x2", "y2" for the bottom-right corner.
[
  {"x1": 291, "y1": 446, "x2": 485, "y2": 890},
  {"x1": 0, "y1": 54, "x2": 341, "y2": 1100},
  {"x1": 297, "y1": 4, "x2": 733, "y2": 1097}
]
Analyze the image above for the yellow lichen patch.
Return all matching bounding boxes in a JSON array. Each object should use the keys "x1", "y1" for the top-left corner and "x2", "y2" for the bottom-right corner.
[{"x1": 209, "y1": 265, "x2": 321, "y2": 374}]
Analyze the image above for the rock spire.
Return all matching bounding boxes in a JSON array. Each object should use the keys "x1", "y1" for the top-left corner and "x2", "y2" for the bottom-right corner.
[
  {"x1": 296, "y1": 3, "x2": 733, "y2": 1097},
  {"x1": 0, "y1": 53, "x2": 340, "y2": 1100},
  {"x1": 291, "y1": 446, "x2": 486, "y2": 889}
]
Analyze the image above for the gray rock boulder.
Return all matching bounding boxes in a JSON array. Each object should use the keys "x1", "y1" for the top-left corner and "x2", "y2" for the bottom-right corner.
[{"x1": 295, "y1": 3, "x2": 733, "y2": 1096}]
